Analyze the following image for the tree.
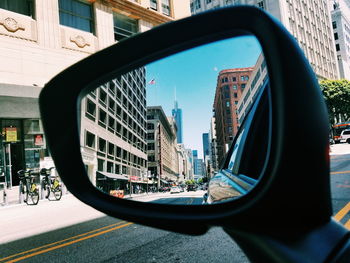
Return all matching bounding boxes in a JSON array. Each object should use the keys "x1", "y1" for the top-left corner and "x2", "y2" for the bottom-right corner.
[
  {"x1": 320, "y1": 79, "x2": 350, "y2": 125},
  {"x1": 185, "y1": 179, "x2": 195, "y2": 185}
]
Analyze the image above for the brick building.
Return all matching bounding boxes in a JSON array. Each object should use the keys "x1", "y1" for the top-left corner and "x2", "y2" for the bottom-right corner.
[{"x1": 213, "y1": 67, "x2": 253, "y2": 165}]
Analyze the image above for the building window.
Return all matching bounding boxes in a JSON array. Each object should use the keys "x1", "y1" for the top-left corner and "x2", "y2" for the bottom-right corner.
[
  {"x1": 147, "y1": 143, "x2": 155, "y2": 150},
  {"x1": 108, "y1": 142, "x2": 115, "y2": 156},
  {"x1": 147, "y1": 133, "x2": 154, "y2": 140},
  {"x1": 257, "y1": 0, "x2": 264, "y2": 9},
  {"x1": 0, "y1": 0, "x2": 34, "y2": 17},
  {"x1": 113, "y1": 13, "x2": 138, "y2": 41},
  {"x1": 334, "y1": 32, "x2": 338, "y2": 40},
  {"x1": 333, "y1": 21, "x2": 337, "y2": 29},
  {"x1": 58, "y1": 0, "x2": 94, "y2": 33},
  {"x1": 97, "y1": 159, "x2": 104, "y2": 171},
  {"x1": 150, "y1": 0, "x2": 157, "y2": 10},
  {"x1": 241, "y1": 84, "x2": 246, "y2": 89},
  {"x1": 98, "y1": 138, "x2": 106, "y2": 153},
  {"x1": 233, "y1": 85, "x2": 237, "y2": 90},
  {"x1": 224, "y1": 91, "x2": 230, "y2": 99},
  {"x1": 85, "y1": 131, "x2": 95, "y2": 148},
  {"x1": 336, "y1": 44, "x2": 340, "y2": 51},
  {"x1": 194, "y1": 0, "x2": 201, "y2": 9},
  {"x1": 116, "y1": 147, "x2": 122, "y2": 158},
  {"x1": 86, "y1": 99, "x2": 96, "y2": 120},
  {"x1": 161, "y1": 0, "x2": 170, "y2": 16},
  {"x1": 115, "y1": 164, "x2": 120, "y2": 174},
  {"x1": 107, "y1": 162, "x2": 113, "y2": 173},
  {"x1": 221, "y1": 77, "x2": 228, "y2": 83},
  {"x1": 232, "y1": 77, "x2": 237, "y2": 82},
  {"x1": 226, "y1": 101, "x2": 230, "y2": 107},
  {"x1": 207, "y1": 0, "x2": 212, "y2": 3},
  {"x1": 99, "y1": 89, "x2": 107, "y2": 106},
  {"x1": 98, "y1": 108, "x2": 107, "y2": 127}
]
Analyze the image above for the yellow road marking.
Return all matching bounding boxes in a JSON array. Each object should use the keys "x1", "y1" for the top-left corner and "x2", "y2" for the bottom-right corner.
[
  {"x1": 331, "y1": 170, "x2": 350, "y2": 175},
  {"x1": 1, "y1": 221, "x2": 131, "y2": 263},
  {"x1": 334, "y1": 202, "x2": 350, "y2": 222},
  {"x1": 345, "y1": 219, "x2": 350, "y2": 230},
  {"x1": 6, "y1": 222, "x2": 133, "y2": 263}
]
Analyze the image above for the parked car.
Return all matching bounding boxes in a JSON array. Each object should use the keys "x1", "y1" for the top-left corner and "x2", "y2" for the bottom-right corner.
[
  {"x1": 170, "y1": 186, "x2": 181, "y2": 194},
  {"x1": 40, "y1": 6, "x2": 350, "y2": 262},
  {"x1": 340, "y1": 129, "x2": 350, "y2": 143},
  {"x1": 186, "y1": 184, "x2": 196, "y2": 192}
]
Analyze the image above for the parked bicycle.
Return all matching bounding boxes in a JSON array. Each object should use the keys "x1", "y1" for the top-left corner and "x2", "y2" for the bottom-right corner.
[
  {"x1": 18, "y1": 170, "x2": 39, "y2": 205},
  {"x1": 40, "y1": 167, "x2": 62, "y2": 201}
]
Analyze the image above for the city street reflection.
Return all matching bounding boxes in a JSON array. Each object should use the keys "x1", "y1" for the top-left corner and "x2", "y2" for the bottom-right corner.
[{"x1": 80, "y1": 35, "x2": 268, "y2": 205}]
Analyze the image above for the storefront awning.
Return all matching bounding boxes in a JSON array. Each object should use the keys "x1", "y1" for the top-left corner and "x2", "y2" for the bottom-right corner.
[
  {"x1": 96, "y1": 171, "x2": 129, "y2": 181},
  {"x1": 160, "y1": 179, "x2": 170, "y2": 184},
  {"x1": 0, "y1": 84, "x2": 42, "y2": 118}
]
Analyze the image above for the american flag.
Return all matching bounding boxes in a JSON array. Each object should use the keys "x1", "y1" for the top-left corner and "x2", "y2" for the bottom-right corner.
[{"x1": 148, "y1": 79, "x2": 156, "y2": 85}]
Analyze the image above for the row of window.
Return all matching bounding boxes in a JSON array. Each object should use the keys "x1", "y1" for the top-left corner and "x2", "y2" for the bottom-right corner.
[
  {"x1": 86, "y1": 131, "x2": 146, "y2": 168},
  {"x1": 85, "y1": 101, "x2": 147, "y2": 152},
  {"x1": 0, "y1": 0, "x2": 172, "y2": 41},
  {"x1": 221, "y1": 75, "x2": 249, "y2": 83},
  {"x1": 95, "y1": 86, "x2": 146, "y2": 130},
  {"x1": 149, "y1": 0, "x2": 171, "y2": 16},
  {"x1": 97, "y1": 158, "x2": 145, "y2": 175}
]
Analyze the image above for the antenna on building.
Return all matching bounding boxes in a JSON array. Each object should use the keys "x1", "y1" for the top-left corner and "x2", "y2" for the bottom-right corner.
[{"x1": 174, "y1": 86, "x2": 178, "y2": 109}]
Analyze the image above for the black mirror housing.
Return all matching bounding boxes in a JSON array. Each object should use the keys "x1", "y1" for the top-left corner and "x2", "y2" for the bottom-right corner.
[{"x1": 40, "y1": 6, "x2": 333, "y2": 237}]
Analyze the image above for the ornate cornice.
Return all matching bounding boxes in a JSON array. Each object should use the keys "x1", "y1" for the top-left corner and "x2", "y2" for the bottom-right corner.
[{"x1": 105, "y1": 0, "x2": 173, "y2": 25}]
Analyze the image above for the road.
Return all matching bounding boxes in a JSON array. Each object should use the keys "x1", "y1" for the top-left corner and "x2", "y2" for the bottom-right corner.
[
  {"x1": 0, "y1": 143, "x2": 349, "y2": 263},
  {"x1": 0, "y1": 192, "x2": 248, "y2": 263},
  {"x1": 330, "y1": 143, "x2": 350, "y2": 228}
]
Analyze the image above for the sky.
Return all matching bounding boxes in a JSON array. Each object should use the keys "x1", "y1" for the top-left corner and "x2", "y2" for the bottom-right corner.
[{"x1": 145, "y1": 36, "x2": 262, "y2": 159}]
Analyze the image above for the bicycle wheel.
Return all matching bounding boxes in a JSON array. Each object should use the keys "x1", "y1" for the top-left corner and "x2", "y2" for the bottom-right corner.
[
  {"x1": 45, "y1": 183, "x2": 50, "y2": 199},
  {"x1": 21, "y1": 183, "x2": 30, "y2": 204},
  {"x1": 30, "y1": 189, "x2": 39, "y2": 205},
  {"x1": 53, "y1": 187, "x2": 62, "y2": 200}
]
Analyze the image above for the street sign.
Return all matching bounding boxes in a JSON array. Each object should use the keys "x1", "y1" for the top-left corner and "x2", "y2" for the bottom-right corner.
[
  {"x1": 4, "y1": 127, "x2": 17, "y2": 142},
  {"x1": 34, "y1": 134, "x2": 44, "y2": 146}
]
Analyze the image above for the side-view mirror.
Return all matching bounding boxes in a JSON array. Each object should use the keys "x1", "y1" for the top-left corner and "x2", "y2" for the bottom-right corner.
[{"x1": 39, "y1": 6, "x2": 350, "y2": 263}]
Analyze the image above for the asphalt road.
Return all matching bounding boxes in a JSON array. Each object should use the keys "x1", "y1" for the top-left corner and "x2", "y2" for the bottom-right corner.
[
  {"x1": 0, "y1": 144, "x2": 349, "y2": 263},
  {"x1": 0, "y1": 193, "x2": 248, "y2": 263}
]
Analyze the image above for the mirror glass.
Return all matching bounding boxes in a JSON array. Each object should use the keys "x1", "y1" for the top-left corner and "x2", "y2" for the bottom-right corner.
[{"x1": 79, "y1": 35, "x2": 270, "y2": 205}]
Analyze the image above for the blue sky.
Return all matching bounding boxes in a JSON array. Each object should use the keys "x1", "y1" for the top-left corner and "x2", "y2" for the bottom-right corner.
[{"x1": 145, "y1": 36, "x2": 262, "y2": 159}]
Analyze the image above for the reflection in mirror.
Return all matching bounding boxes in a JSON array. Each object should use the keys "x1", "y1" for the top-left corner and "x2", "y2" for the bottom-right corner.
[{"x1": 79, "y1": 35, "x2": 270, "y2": 205}]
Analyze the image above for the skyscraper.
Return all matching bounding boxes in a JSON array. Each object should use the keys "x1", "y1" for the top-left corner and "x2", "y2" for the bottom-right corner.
[
  {"x1": 202, "y1": 133, "x2": 210, "y2": 159},
  {"x1": 172, "y1": 100, "x2": 183, "y2": 143},
  {"x1": 331, "y1": 0, "x2": 350, "y2": 79}
]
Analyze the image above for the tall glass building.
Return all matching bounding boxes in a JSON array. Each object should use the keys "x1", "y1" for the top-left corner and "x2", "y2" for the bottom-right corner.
[{"x1": 172, "y1": 100, "x2": 183, "y2": 144}]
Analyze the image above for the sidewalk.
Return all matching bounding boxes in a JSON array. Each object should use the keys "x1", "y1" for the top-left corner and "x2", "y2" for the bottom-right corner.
[
  {"x1": 0, "y1": 185, "x2": 21, "y2": 206},
  {"x1": 330, "y1": 143, "x2": 350, "y2": 155}
]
